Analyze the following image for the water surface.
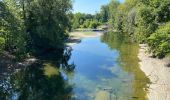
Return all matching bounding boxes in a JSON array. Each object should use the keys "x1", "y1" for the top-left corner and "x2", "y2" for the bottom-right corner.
[
  {"x1": 66, "y1": 32, "x2": 149, "y2": 99},
  {"x1": 0, "y1": 32, "x2": 149, "y2": 100}
]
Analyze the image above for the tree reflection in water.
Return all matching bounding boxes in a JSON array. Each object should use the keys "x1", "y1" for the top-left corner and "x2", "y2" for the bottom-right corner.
[
  {"x1": 101, "y1": 32, "x2": 150, "y2": 99},
  {"x1": 0, "y1": 48, "x2": 75, "y2": 100}
]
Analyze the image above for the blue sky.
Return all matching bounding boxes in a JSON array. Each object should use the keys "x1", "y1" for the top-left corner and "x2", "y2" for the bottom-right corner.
[{"x1": 73, "y1": 0, "x2": 125, "y2": 14}]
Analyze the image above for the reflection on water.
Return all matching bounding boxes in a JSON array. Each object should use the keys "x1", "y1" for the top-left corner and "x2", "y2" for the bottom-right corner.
[
  {"x1": 67, "y1": 32, "x2": 149, "y2": 100},
  {"x1": 0, "y1": 49, "x2": 74, "y2": 100},
  {"x1": 0, "y1": 32, "x2": 150, "y2": 100},
  {"x1": 101, "y1": 32, "x2": 150, "y2": 99}
]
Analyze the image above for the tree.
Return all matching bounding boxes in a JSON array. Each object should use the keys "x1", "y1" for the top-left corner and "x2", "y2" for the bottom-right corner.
[
  {"x1": 25, "y1": 0, "x2": 72, "y2": 53},
  {"x1": 134, "y1": 4, "x2": 157, "y2": 42},
  {"x1": 72, "y1": 13, "x2": 85, "y2": 29},
  {"x1": 0, "y1": 0, "x2": 73, "y2": 58},
  {"x1": 108, "y1": 0, "x2": 120, "y2": 28},
  {"x1": 0, "y1": 0, "x2": 26, "y2": 57},
  {"x1": 100, "y1": 5, "x2": 109, "y2": 23},
  {"x1": 114, "y1": 4, "x2": 126, "y2": 31}
]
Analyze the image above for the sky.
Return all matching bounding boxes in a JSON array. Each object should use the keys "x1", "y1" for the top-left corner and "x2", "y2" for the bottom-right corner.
[{"x1": 73, "y1": 0, "x2": 125, "y2": 14}]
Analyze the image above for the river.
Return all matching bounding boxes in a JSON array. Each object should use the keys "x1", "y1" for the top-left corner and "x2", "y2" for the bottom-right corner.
[{"x1": 0, "y1": 32, "x2": 150, "y2": 100}]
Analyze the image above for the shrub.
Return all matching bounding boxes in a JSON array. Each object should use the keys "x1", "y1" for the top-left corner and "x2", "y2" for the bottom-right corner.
[
  {"x1": 148, "y1": 22, "x2": 170, "y2": 58},
  {"x1": 89, "y1": 20, "x2": 101, "y2": 29}
]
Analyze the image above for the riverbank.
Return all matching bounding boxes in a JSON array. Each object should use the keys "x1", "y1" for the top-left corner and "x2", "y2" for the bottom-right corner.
[
  {"x1": 138, "y1": 44, "x2": 170, "y2": 100},
  {"x1": 66, "y1": 31, "x2": 103, "y2": 46}
]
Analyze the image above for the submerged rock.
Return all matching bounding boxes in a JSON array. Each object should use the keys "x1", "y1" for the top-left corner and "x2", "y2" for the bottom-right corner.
[
  {"x1": 95, "y1": 90, "x2": 111, "y2": 100},
  {"x1": 95, "y1": 88, "x2": 116, "y2": 100}
]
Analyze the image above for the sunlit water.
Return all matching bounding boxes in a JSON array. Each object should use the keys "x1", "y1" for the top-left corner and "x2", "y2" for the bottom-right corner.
[
  {"x1": 66, "y1": 32, "x2": 149, "y2": 100},
  {"x1": 67, "y1": 37, "x2": 131, "y2": 99},
  {"x1": 0, "y1": 32, "x2": 150, "y2": 100}
]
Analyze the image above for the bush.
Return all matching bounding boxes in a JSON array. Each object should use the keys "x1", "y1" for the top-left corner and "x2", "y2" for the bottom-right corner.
[
  {"x1": 89, "y1": 20, "x2": 101, "y2": 29},
  {"x1": 148, "y1": 22, "x2": 170, "y2": 58}
]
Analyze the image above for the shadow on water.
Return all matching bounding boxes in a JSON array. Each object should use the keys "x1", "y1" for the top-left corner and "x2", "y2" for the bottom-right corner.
[
  {"x1": 101, "y1": 32, "x2": 150, "y2": 99},
  {"x1": 0, "y1": 32, "x2": 151, "y2": 100},
  {"x1": 0, "y1": 48, "x2": 75, "y2": 100}
]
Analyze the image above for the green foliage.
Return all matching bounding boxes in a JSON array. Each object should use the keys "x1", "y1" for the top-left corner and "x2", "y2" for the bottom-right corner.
[
  {"x1": 72, "y1": 13, "x2": 85, "y2": 29},
  {"x1": 148, "y1": 22, "x2": 170, "y2": 58},
  {"x1": 108, "y1": 0, "x2": 120, "y2": 28},
  {"x1": 81, "y1": 19, "x2": 91, "y2": 28},
  {"x1": 124, "y1": 8, "x2": 136, "y2": 35},
  {"x1": 100, "y1": 5, "x2": 109, "y2": 23},
  {"x1": 102, "y1": 0, "x2": 170, "y2": 57},
  {"x1": 71, "y1": 13, "x2": 101, "y2": 29},
  {"x1": 134, "y1": 5, "x2": 157, "y2": 42},
  {"x1": 89, "y1": 20, "x2": 101, "y2": 29},
  {"x1": 0, "y1": 37, "x2": 5, "y2": 52},
  {"x1": 114, "y1": 4, "x2": 126, "y2": 31},
  {"x1": 0, "y1": 0, "x2": 27, "y2": 58},
  {"x1": 0, "y1": 0, "x2": 72, "y2": 59},
  {"x1": 26, "y1": 0, "x2": 72, "y2": 52}
]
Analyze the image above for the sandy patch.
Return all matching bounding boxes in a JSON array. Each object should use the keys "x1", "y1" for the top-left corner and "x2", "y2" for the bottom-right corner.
[
  {"x1": 138, "y1": 44, "x2": 170, "y2": 100},
  {"x1": 66, "y1": 31, "x2": 103, "y2": 46},
  {"x1": 69, "y1": 31, "x2": 103, "y2": 38}
]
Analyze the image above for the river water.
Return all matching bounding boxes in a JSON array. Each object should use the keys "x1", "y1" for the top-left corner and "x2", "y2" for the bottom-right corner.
[{"x1": 0, "y1": 32, "x2": 150, "y2": 100}]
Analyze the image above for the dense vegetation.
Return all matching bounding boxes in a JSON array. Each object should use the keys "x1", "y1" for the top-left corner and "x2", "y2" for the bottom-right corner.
[
  {"x1": 71, "y1": 0, "x2": 170, "y2": 57},
  {"x1": 99, "y1": 0, "x2": 170, "y2": 58},
  {"x1": 71, "y1": 13, "x2": 101, "y2": 29},
  {"x1": 1, "y1": 0, "x2": 170, "y2": 59},
  {"x1": 0, "y1": 0, "x2": 72, "y2": 59},
  {"x1": 71, "y1": 4, "x2": 117, "y2": 29}
]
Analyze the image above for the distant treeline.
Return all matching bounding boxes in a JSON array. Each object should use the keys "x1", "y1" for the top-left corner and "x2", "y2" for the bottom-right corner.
[
  {"x1": 99, "y1": 0, "x2": 170, "y2": 58},
  {"x1": 0, "y1": 0, "x2": 72, "y2": 59},
  {"x1": 71, "y1": 13, "x2": 101, "y2": 29},
  {"x1": 71, "y1": 4, "x2": 113, "y2": 29}
]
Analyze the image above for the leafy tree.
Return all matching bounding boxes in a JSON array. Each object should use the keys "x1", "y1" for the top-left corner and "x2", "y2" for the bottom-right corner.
[
  {"x1": 114, "y1": 4, "x2": 126, "y2": 31},
  {"x1": 0, "y1": 0, "x2": 26, "y2": 58},
  {"x1": 72, "y1": 13, "x2": 87, "y2": 29},
  {"x1": 134, "y1": 5, "x2": 157, "y2": 42},
  {"x1": 0, "y1": 0, "x2": 73, "y2": 58},
  {"x1": 25, "y1": 0, "x2": 72, "y2": 53},
  {"x1": 100, "y1": 5, "x2": 109, "y2": 23},
  {"x1": 94, "y1": 13, "x2": 102, "y2": 22},
  {"x1": 108, "y1": 0, "x2": 120, "y2": 28},
  {"x1": 121, "y1": 0, "x2": 138, "y2": 34}
]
